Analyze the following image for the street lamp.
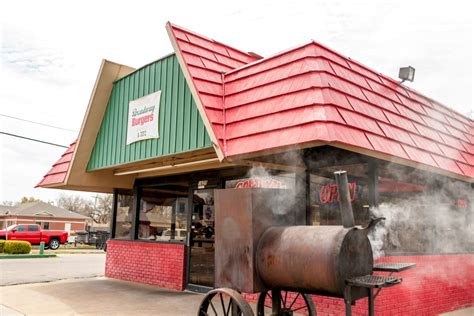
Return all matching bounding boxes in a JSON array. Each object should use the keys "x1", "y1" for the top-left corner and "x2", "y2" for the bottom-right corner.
[{"x1": 399, "y1": 66, "x2": 415, "y2": 83}]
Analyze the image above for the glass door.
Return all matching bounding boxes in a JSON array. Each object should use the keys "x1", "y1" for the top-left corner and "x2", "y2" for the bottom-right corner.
[{"x1": 187, "y1": 188, "x2": 216, "y2": 288}]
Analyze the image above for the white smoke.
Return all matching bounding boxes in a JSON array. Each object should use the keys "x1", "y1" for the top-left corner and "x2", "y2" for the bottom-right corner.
[{"x1": 368, "y1": 192, "x2": 473, "y2": 260}]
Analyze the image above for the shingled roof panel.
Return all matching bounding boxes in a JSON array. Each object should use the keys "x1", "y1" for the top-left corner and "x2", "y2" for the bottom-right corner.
[{"x1": 36, "y1": 141, "x2": 76, "y2": 187}]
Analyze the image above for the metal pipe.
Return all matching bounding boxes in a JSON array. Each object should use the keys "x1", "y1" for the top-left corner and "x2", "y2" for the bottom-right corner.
[{"x1": 334, "y1": 171, "x2": 355, "y2": 228}]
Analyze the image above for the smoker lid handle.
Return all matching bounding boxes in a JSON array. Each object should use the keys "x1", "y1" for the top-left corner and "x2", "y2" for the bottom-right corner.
[{"x1": 362, "y1": 217, "x2": 385, "y2": 234}]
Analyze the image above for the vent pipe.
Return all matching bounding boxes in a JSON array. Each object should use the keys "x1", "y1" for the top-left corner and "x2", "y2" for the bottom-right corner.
[{"x1": 334, "y1": 170, "x2": 355, "y2": 228}]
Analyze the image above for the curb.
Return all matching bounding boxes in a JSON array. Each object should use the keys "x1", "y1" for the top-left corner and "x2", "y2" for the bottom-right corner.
[{"x1": 0, "y1": 254, "x2": 57, "y2": 259}]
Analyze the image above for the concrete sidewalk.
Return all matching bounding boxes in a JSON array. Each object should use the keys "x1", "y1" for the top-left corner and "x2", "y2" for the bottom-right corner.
[
  {"x1": 0, "y1": 277, "x2": 203, "y2": 315},
  {"x1": 1, "y1": 277, "x2": 472, "y2": 315}
]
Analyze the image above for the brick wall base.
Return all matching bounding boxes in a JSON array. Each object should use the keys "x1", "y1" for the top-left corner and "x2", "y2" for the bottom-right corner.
[
  {"x1": 105, "y1": 240, "x2": 186, "y2": 291},
  {"x1": 246, "y1": 254, "x2": 474, "y2": 315}
]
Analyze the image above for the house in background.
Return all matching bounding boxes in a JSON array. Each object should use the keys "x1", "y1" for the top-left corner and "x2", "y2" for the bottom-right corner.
[{"x1": 0, "y1": 201, "x2": 89, "y2": 233}]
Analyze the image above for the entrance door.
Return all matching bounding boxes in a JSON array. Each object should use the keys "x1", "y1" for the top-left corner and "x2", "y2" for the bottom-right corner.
[{"x1": 187, "y1": 188, "x2": 216, "y2": 288}]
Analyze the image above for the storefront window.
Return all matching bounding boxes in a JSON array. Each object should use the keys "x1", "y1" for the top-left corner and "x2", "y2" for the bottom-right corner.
[
  {"x1": 115, "y1": 191, "x2": 134, "y2": 239},
  {"x1": 138, "y1": 185, "x2": 188, "y2": 242},
  {"x1": 309, "y1": 163, "x2": 370, "y2": 226}
]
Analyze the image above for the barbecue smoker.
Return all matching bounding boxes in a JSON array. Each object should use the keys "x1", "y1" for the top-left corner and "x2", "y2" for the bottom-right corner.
[{"x1": 197, "y1": 171, "x2": 415, "y2": 316}]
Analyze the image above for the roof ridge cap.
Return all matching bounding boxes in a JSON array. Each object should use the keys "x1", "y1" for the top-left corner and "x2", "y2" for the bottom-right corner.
[
  {"x1": 166, "y1": 22, "x2": 257, "y2": 60},
  {"x1": 224, "y1": 41, "x2": 315, "y2": 77}
]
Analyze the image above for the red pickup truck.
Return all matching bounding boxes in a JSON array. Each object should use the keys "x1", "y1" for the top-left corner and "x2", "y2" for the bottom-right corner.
[{"x1": 0, "y1": 224, "x2": 68, "y2": 250}]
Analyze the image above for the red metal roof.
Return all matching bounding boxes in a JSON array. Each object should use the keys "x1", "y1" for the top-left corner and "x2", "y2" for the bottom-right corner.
[
  {"x1": 167, "y1": 22, "x2": 260, "y2": 151},
  {"x1": 36, "y1": 141, "x2": 76, "y2": 187},
  {"x1": 168, "y1": 23, "x2": 474, "y2": 180}
]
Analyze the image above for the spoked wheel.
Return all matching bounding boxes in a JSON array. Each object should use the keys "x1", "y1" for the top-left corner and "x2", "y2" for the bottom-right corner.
[
  {"x1": 198, "y1": 288, "x2": 254, "y2": 316},
  {"x1": 257, "y1": 289, "x2": 316, "y2": 316}
]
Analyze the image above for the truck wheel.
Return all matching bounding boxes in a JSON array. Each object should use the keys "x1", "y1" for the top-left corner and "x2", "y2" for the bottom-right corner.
[{"x1": 49, "y1": 239, "x2": 60, "y2": 250}]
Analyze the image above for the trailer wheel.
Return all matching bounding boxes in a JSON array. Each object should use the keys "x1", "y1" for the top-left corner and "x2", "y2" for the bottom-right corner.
[
  {"x1": 257, "y1": 290, "x2": 316, "y2": 316},
  {"x1": 198, "y1": 288, "x2": 254, "y2": 316}
]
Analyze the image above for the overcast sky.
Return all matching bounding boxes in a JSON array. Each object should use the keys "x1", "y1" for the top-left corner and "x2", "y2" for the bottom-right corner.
[{"x1": 0, "y1": 0, "x2": 472, "y2": 204}]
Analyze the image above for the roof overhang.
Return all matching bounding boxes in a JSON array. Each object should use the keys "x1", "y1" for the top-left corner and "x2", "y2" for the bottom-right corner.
[{"x1": 41, "y1": 60, "x2": 137, "y2": 192}]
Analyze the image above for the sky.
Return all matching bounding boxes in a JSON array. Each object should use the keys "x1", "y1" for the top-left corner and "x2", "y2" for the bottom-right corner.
[{"x1": 0, "y1": 0, "x2": 472, "y2": 204}]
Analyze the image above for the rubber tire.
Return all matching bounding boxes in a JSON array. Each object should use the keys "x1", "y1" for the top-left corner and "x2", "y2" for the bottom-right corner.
[
  {"x1": 256, "y1": 290, "x2": 316, "y2": 316},
  {"x1": 48, "y1": 239, "x2": 60, "y2": 250}
]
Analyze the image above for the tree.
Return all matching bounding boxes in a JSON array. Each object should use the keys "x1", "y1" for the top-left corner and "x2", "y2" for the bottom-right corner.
[
  {"x1": 89, "y1": 194, "x2": 113, "y2": 224},
  {"x1": 57, "y1": 194, "x2": 90, "y2": 215},
  {"x1": 19, "y1": 196, "x2": 42, "y2": 204},
  {"x1": 57, "y1": 193, "x2": 112, "y2": 224}
]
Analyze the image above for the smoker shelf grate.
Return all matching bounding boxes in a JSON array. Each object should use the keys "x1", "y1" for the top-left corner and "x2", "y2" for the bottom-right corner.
[
  {"x1": 346, "y1": 275, "x2": 401, "y2": 288},
  {"x1": 373, "y1": 262, "x2": 416, "y2": 272}
]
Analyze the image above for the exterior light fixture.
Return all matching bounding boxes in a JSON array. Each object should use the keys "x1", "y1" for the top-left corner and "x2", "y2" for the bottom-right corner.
[{"x1": 399, "y1": 66, "x2": 415, "y2": 83}]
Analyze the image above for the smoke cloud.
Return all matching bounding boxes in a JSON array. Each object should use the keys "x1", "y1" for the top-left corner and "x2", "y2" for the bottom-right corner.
[{"x1": 368, "y1": 183, "x2": 473, "y2": 259}]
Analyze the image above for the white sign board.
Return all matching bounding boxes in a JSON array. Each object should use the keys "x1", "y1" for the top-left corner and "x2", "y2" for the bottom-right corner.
[{"x1": 126, "y1": 91, "x2": 161, "y2": 145}]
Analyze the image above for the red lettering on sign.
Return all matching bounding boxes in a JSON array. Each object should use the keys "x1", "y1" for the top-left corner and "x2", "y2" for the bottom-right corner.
[
  {"x1": 319, "y1": 182, "x2": 357, "y2": 204},
  {"x1": 132, "y1": 114, "x2": 154, "y2": 127},
  {"x1": 234, "y1": 178, "x2": 286, "y2": 189},
  {"x1": 457, "y1": 199, "x2": 467, "y2": 208}
]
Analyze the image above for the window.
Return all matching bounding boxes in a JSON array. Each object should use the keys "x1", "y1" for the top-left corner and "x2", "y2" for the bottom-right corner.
[
  {"x1": 309, "y1": 163, "x2": 370, "y2": 226},
  {"x1": 28, "y1": 225, "x2": 39, "y2": 232},
  {"x1": 17, "y1": 225, "x2": 26, "y2": 232},
  {"x1": 114, "y1": 191, "x2": 134, "y2": 239},
  {"x1": 138, "y1": 184, "x2": 189, "y2": 242},
  {"x1": 43, "y1": 222, "x2": 50, "y2": 230}
]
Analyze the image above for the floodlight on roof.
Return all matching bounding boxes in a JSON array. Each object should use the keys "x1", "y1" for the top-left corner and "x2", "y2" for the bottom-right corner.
[{"x1": 399, "y1": 66, "x2": 415, "y2": 83}]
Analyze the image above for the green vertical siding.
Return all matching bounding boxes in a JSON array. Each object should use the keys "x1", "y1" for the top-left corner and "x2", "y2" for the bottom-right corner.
[{"x1": 87, "y1": 54, "x2": 212, "y2": 171}]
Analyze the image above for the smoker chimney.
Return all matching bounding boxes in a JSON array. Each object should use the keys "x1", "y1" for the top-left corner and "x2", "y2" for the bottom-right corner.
[{"x1": 334, "y1": 171, "x2": 355, "y2": 228}]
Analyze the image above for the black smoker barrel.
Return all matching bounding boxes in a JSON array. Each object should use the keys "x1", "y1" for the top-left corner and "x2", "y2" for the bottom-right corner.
[{"x1": 256, "y1": 225, "x2": 373, "y2": 297}]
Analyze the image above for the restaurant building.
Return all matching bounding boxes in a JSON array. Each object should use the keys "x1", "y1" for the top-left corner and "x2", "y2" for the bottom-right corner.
[
  {"x1": 0, "y1": 201, "x2": 88, "y2": 233},
  {"x1": 37, "y1": 23, "x2": 473, "y2": 314}
]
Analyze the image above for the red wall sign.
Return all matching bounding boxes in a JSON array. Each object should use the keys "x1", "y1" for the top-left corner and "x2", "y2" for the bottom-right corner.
[
  {"x1": 319, "y1": 182, "x2": 357, "y2": 204},
  {"x1": 234, "y1": 178, "x2": 286, "y2": 189}
]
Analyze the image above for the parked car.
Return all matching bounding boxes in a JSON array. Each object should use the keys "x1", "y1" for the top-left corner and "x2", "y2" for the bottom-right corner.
[{"x1": 0, "y1": 224, "x2": 68, "y2": 250}]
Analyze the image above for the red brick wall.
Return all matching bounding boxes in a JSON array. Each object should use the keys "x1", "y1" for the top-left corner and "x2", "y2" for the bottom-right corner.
[
  {"x1": 246, "y1": 254, "x2": 474, "y2": 315},
  {"x1": 105, "y1": 240, "x2": 186, "y2": 291}
]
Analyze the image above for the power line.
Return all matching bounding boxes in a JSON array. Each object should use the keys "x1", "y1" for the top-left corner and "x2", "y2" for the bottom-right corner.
[
  {"x1": 0, "y1": 132, "x2": 69, "y2": 148},
  {"x1": 0, "y1": 113, "x2": 78, "y2": 133}
]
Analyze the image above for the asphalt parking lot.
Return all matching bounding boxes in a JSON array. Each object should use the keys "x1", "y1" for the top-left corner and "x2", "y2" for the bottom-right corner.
[{"x1": 0, "y1": 254, "x2": 105, "y2": 286}]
